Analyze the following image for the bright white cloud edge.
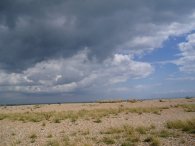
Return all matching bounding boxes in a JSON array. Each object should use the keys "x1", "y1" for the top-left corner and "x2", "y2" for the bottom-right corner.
[{"x1": 0, "y1": 49, "x2": 153, "y2": 93}]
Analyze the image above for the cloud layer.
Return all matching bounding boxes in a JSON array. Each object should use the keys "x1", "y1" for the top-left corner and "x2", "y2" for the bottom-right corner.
[
  {"x1": 0, "y1": 0, "x2": 195, "y2": 102},
  {"x1": 0, "y1": 0, "x2": 195, "y2": 71},
  {"x1": 176, "y1": 33, "x2": 195, "y2": 72},
  {"x1": 0, "y1": 50, "x2": 153, "y2": 93}
]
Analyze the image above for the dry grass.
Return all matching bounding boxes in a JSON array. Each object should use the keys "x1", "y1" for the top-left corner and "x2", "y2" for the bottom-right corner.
[
  {"x1": 144, "y1": 136, "x2": 160, "y2": 146},
  {"x1": 101, "y1": 136, "x2": 115, "y2": 144},
  {"x1": 47, "y1": 134, "x2": 53, "y2": 138},
  {"x1": 166, "y1": 118, "x2": 195, "y2": 134},
  {"x1": 136, "y1": 126, "x2": 150, "y2": 134},
  {"x1": 99, "y1": 123, "x2": 181, "y2": 145},
  {"x1": 29, "y1": 133, "x2": 37, "y2": 143},
  {"x1": 44, "y1": 136, "x2": 72, "y2": 146},
  {"x1": 42, "y1": 122, "x2": 46, "y2": 127},
  {"x1": 33, "y1": 105, "x2": 41, "y2": 109},
  {"x1": 157, "y1": 129, "x2": 175, "y2": 138},
  {"x1": 45, "y1": 139, "x2": 59, "y2": 146},
  {"x1": 179, "y1": 104, "x2": 195, "y2": 112},
  {"x1": 0, "y1": 106, "x2": 169, "y2": 122},
  {"x1": 29, "y1": 133, "x2": 37, "y2": 139},
  {"x1": 11, "y1": 139, "x2": 21, "y2": 146},
  {"x1": 121, "y1": 141, "x2": 136, "y2": 146},
  {"x1": 1, "y1": 98, "x2": 194, "y2": 146},
  {"x1": 100, "y1": 125, "x2": 140, "y2": 145},
  {"x1": 101, "y1": 126, "x2": 125, "y2": 134},
  {"x1": 93, "y1": 118, "x2": 102, "y2": 123}
]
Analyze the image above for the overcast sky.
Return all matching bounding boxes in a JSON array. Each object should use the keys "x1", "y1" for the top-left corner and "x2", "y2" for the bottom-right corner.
[{"x1": 0, "y1": 0, "x2": 195, "y2": 104}]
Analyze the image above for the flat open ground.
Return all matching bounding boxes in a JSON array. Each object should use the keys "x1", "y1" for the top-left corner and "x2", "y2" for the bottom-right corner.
[{"x1": 0, "y1": 98, "x2": 195, "y2": 146}]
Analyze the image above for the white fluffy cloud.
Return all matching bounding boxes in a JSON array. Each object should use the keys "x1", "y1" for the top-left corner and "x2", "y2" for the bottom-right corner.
[
  {"x1": 175, "y1": 33, "x2": 195, "y2": 72},
  {"x1": 120, "y1": 12, "x2": 195, "y2": 55},
  {"x1": 0, "y1": 50, "x2": 153, "y2": 93}
]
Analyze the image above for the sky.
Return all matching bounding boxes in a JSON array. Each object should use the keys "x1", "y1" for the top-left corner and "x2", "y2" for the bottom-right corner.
[{"x1": 0, "y1": 0, "x2": 195, "y2": 104}]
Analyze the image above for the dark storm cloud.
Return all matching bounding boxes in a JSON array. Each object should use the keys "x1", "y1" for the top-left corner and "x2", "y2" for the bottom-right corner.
[{"x1": 0, "y1": 0, "x2": 195, "y2": 71}]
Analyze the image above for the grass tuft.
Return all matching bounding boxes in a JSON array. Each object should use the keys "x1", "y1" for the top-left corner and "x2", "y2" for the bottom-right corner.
[
  {"x1": 100, "y1": 124, "x2": 140, "y2": 145},
  {"x1": 53, "y1": 118, "x2": 61, "y2": 123},
  {"x1": 62, "y1": 135, "x2": 70, "y2": 145},
  {"x1": 121, "y1": 141, "x2": 136, "y2": 146},
  {"x1": 101, "y1": 127, "x2": 124, "y2": 134},
  {"x1": 102, "y1": 136, "x2": 115, "y2": 144},
  {"x1": 33, "y1": 105, "x2": 41, "y2": 109},
  {"x1": 144, "y1": 136, "x2": 160, "y2": 146},
  {"x1": 0, "y1": 114, "x2": 6, "y2": 120},
  {"x1": 45, "y1": 139, "x2": 59, "y2": 146},
  {"x1": 166, "y1": 118, "x2": 195, "y2": 133},
  {"x1": 158, "y1": 129, "x2": 174, "y2": 138},
  {"x1": 47, "y1": 134, "x2": 53, "y2": 138},
  {"x1": 29, "y1": 133, "x2": 37, "y2": 139},
  {"x1": 150, "y1": 136, "x2": 160, "y2": 146},
  {"x1": 136, "y1": 126, "x2": 149, "y2": 134},
  {"x1": 93, "y1": 118, "x2": 102, "y2": 123},
  {"x1": 29, "y1": 133, "x2": 37, "y2": 143},
  {"x1": 42, "y1": 122, "x2": 46, "y2": 127},
  {"x1": 179, "y1": 104, "x2": 195, "y2": 112}
]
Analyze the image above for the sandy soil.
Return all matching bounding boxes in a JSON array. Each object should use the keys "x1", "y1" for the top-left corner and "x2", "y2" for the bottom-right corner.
[{"x1": 0, "y1": 98, "x2": 195, "y2": 146}]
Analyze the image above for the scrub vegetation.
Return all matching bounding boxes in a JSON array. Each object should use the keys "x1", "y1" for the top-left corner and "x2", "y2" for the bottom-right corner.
[
  {"x1": 0, "y1": 98, "x2": 194, "y2": 146},
  {"x1": 166, "y1": 118, "x2": 195, "y2": 134},
  {"x1": 0, "y1": 106, "x2": 169, "y2": 122}
]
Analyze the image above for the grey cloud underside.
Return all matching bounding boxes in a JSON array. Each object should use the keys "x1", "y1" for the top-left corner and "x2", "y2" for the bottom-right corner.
[
  {"x1": 0, "y1": 0, "x2": 195, "y2": 71},
  {"x1": 0, "y1": 50, "x2": 153, "y2": 93}
]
